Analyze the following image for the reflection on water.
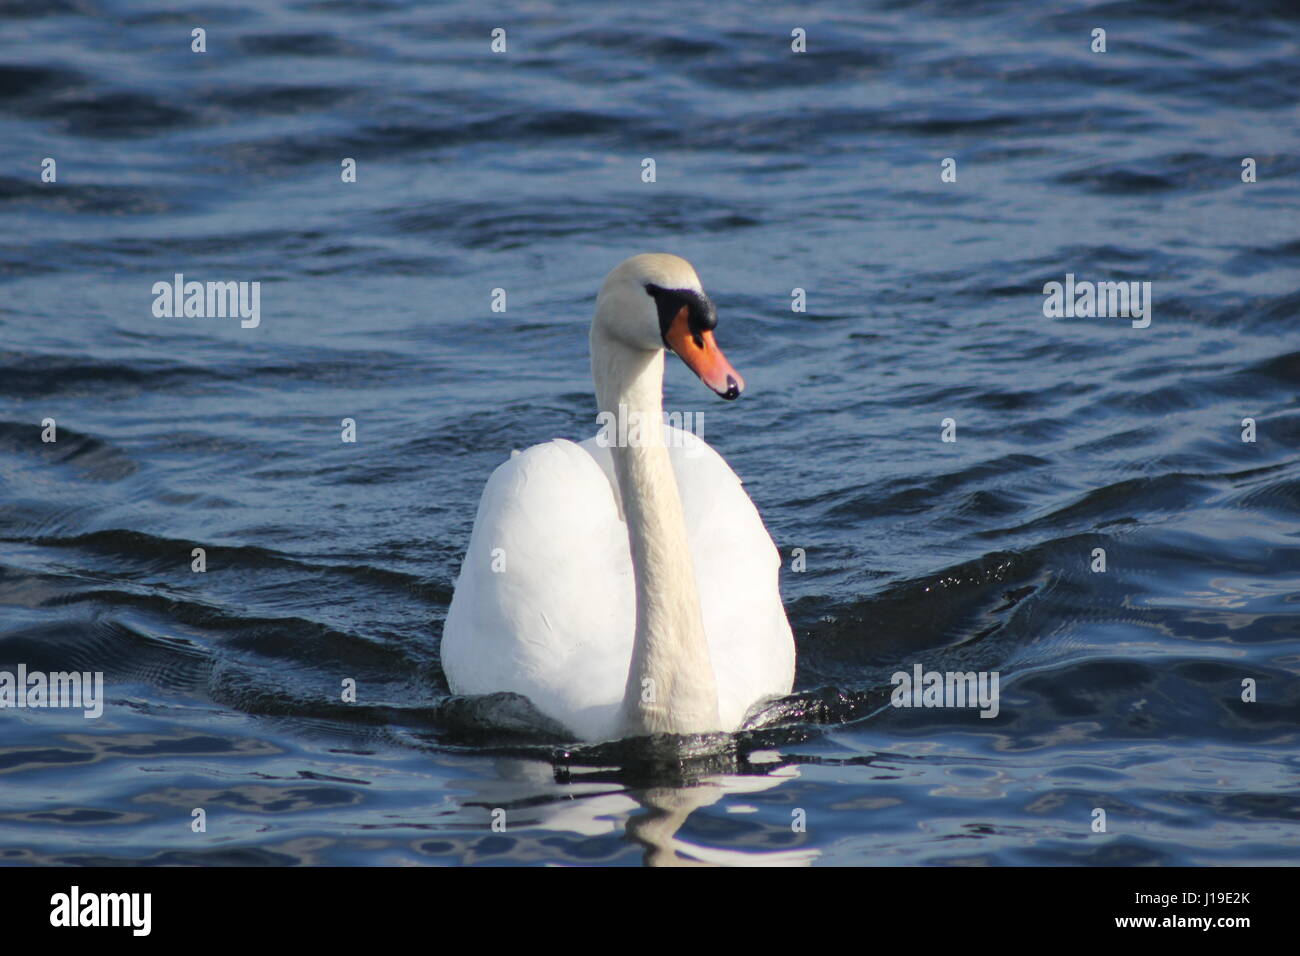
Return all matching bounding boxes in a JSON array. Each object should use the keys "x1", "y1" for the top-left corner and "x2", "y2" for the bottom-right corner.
[
  {"x1": 471, "y1": 762, "x2": 816, "y2": 866},
  {"x1": 626, "y1": 769, "x2": 817, "y2": 867},
  {"x1": 449, "y1": 738, "x2": 818, "y2": 865}
]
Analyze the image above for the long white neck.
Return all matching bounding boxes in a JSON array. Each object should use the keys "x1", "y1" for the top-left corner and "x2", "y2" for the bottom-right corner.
[{"x1": 591, "y1": 325, "x2": 721, "y2": 737}]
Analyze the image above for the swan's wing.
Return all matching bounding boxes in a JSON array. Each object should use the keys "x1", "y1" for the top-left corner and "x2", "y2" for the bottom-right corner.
[
  {"x1": 669, "y1": 428, "x2": 796, "y2": 728},
  {"x1": 445, "y1": 427, "x2": 794, "y2": 741},
  {"x1": 580, "y1": 426, "x2": 796, "y2": 729},
  {"x1": 441, "y1": 439, "x2": 634, "y2": 741}
]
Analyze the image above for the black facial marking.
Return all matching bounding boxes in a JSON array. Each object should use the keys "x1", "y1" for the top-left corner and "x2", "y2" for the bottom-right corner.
[{"x1": 645, "y1": 283, "x2": 717, "y2": 347}]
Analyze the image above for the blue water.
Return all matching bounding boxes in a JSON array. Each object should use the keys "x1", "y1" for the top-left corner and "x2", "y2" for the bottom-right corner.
[{"x1": 1, "y1": 0, "x2": 1297, "y2": 866}]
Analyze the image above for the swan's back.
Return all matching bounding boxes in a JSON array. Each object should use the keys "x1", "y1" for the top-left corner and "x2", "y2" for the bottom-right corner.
[{"x1": 441, "y1": 427, "x2": 794, "y2": 742}]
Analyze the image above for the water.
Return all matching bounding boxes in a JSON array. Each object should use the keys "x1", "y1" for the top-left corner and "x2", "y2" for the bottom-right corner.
[{"x1": 1, "y1": 0, "x2": 1297, "y2": 866}]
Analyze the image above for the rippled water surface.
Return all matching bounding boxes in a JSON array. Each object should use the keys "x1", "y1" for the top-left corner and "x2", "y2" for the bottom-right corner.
[{"x1": 1, "y1": 0, "x2": 1298, "y2": 865}]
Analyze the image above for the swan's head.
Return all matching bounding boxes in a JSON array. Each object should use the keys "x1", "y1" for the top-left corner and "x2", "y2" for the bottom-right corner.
[{"x1": 594, "y1": 253, "x2": 744, "y2": 400}]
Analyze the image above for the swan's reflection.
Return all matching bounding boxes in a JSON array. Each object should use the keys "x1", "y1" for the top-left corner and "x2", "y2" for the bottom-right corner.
[
  {"x1": 464, "y1": 745, "x2": 818, "y2": 866},
  {"x1": 625, "y1": 766, "x2": 818, "y2": 867}
]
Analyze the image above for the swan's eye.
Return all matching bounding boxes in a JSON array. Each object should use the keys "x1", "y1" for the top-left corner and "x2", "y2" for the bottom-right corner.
[{"x1": 645, "y1": 283, "x2": 716, "y2": 345}]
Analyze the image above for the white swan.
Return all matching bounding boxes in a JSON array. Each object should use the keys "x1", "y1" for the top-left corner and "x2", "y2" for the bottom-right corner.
[{"x1": 441, "y1": 253, "x2": 795, "y2": 742}]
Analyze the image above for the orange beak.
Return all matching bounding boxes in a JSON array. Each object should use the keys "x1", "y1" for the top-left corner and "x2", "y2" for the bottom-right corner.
[{"x1": 663, "y1": 306, "x2": 744, "y2": 400}]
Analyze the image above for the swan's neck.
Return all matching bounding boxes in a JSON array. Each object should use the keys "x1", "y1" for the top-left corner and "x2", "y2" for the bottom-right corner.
[{"x1": 592, "y1": 328, "x2": 721, "y2": 737}]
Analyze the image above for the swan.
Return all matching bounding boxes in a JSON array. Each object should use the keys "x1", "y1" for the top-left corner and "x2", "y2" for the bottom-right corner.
[{"x1": 441, "y1": 253, "x2": 795, "y2": 742}]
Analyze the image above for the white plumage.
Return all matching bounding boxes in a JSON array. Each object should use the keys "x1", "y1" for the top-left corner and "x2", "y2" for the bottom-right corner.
[
  {"x1": 442, "y1": 428, "x2": 793, "y2": 741},
  {"x1": 441, "y1": 253, "x2": 795, "y2": 742}
]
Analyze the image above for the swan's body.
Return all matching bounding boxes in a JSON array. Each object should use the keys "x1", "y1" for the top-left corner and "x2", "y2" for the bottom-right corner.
[{"x1": 441, "y1": 254, "x2": 794, "y2": 742}]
